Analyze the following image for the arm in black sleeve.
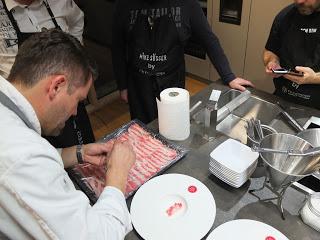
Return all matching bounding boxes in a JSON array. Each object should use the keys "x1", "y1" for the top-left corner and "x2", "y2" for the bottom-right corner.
[
  {"x1": 187, "y1": 0, "x2": 235, "y2": 84},
  {"x1": 265, "y1": 13, "x2": 282, "y2": 56},
  {"x1": 265, "y1": 4, "x2": 294, "y2": 56},
  {"x1": 112, "y1": 0, "x2": 128, "y2": 90}
]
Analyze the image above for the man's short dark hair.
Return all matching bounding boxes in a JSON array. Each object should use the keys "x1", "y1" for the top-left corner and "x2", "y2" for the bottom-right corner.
[{"x1": 8, "y1": 29, "x2": 97, "y2": 91}]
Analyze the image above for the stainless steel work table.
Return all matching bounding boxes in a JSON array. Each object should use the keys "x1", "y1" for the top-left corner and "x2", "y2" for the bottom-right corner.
[{"x1": 125, "y1": 82, "x2": 320, "y2": 240}]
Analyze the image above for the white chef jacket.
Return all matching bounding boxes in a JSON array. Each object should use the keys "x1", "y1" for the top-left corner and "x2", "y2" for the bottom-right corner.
[
  {"x1": 0, "y1": 0, "x2": 84, "y2": 78},
  {"x1": 0, "y1": 76, "x2": 132, "y2": 240}
]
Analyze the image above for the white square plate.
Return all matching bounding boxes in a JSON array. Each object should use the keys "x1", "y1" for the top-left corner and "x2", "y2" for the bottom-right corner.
[{"x1": 210, "y1": 139, "x2": 258, "y2": 174}]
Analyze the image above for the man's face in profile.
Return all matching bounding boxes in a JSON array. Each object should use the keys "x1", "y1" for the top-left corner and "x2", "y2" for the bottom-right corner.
[
  {"x1": 42, "y1": 75, "x2": 92, "y2": 137},
  {"x1": 295, "y1": 0, "x2": 320, "y2": 15}
]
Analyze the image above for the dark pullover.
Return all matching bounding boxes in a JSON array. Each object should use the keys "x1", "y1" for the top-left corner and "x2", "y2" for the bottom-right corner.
[{"x1": 112, "y1": 0, "x2": 236, "y2": 90}]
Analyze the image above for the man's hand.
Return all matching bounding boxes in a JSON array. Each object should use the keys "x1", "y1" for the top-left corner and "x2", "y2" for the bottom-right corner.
[
  {"x1": 228, "y1": 77, "x2": 254, "y2": 91},
  {"x1": 284, "y1": 66, "x2": 320, "y2": 85},
  {"x1": 82, "y1": 142, "x2": 114, "y2": 166},
  {"x1": 265, "y1": 61, "x2": 283, "y2": 78},
  {"x1": 120, "y1": 89, "x2": 128, "y2": 103},
  {"x1": 105, "y1": 140, "x2": 136, "y2": 193},
  {"x1": 61, "y1": 142, "x2": 114, "y2": 168}
]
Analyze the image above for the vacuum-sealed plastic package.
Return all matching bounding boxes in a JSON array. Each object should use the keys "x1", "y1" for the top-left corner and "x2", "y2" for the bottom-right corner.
[{"x1": 68, "y1": 120, "x2": 188, "y2": 203}]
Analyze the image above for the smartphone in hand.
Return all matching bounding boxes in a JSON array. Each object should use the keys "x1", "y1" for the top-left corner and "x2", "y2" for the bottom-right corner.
[
  {"x1": 287, "y1": 70, "x2": 304, "y2": 77},
  {"x1": 271, "y1": 68, "x2": 288, "y2": 74},
  {"x1": 272, "y1": 68, "x2": 304, "y2": 76}
]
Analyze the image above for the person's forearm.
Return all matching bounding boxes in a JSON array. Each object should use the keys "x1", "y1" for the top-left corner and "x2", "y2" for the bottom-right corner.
[
  {"x1": 263, "y1": 49, "x2": 280, "y2": 66},
  {"x1": 61, "y1": 146, "x2": 78, "y2": 168},
  {"x1": 189, "y1": 0, "x2": 235, "y2": 83}
]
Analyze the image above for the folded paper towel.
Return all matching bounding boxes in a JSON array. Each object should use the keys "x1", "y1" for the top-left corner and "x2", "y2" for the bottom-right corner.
[{"x1": 156, "y1": 88, "x2": 190, "y2": 141}]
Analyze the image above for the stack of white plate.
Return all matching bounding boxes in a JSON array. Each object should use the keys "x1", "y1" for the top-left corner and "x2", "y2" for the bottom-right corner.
[{"x1": 209, "y1": 139, "x2": 259, "y2": 188}]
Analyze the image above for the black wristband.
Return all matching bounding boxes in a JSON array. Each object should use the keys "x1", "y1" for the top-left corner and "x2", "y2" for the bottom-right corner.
[{"x1": 76, "y1": 144, "x2": 84, "y2": 164}]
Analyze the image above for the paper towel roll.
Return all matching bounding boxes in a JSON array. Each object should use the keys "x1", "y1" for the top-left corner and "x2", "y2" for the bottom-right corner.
[{"x1": 156, "y1": 88, "x2": 190, "y2": 141}]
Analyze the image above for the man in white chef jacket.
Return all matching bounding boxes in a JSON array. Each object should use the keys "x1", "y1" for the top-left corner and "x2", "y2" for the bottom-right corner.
[
  {"x1": 0, "y1": 29, "x2": 136, "y2": 240},
  {"x1": 0, "y1": 0, "x2": 96, "y2": 151}
]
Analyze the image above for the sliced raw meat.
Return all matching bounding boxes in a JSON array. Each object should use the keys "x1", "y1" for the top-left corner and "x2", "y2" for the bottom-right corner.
[{"x1": 71, "y1": 122, "x2": 181, "y2": 199}]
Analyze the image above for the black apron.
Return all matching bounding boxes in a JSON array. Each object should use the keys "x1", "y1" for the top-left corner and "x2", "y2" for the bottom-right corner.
[
  {"x1": 274, "y1": 9, "x2": 320, "y2": 109},
  {"x1": 127, "y1": 1, "x2": 185, "y2": 123},
  {"x1": 2, "y1": 0, "x2": 95, "y2": 147}
]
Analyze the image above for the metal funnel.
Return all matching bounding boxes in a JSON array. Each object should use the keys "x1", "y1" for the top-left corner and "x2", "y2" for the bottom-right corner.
[{"x1": 259, "y1": 133, "x2": 320, "y2": 191}]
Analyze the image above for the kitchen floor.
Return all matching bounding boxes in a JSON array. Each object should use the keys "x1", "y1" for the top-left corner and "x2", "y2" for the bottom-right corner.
[{"x1": 88, "y1": 76, "x2": 208, "y2": 140}]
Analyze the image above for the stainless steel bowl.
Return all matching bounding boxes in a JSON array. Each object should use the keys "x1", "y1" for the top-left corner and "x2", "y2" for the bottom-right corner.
[
  {"x1": 297, "y1": 128, "x2": 320, "y2": 147},
  {"x1": 259, "y1": 133, "x2": 320, "y2": 190}
]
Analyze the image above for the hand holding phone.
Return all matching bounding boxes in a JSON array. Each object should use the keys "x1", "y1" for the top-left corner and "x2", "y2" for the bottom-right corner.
[
  {"x1": 271, "y1": 68, "x2": 288, "y2": 74},
  {"x1": 272, "y1": 68, "x2": 304, "y2": 76},
  {"x1": 287, "y1": 70, "x2": 304, "y2": 77}
]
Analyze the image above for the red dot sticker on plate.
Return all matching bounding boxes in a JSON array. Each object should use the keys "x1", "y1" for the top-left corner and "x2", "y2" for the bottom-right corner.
[
  {"x1": 265, "y1": 236, "x2": 276, "y2": 240},
  {"x1": 188, "y1": 185, "x2": 197, "y2": 193}
]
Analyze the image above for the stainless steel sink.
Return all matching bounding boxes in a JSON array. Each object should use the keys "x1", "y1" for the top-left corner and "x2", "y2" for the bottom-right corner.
[
  {"x1": 231, "y1": 96, "x2": 280, "y2": 124},
  {"x1": 216, "y1": 95, "x2": 282, "y2": 143},
  {"x1": 216, "y1": 114, "x2": 247, "y2": 143},
  {"x1": 217, "y1": 88, "x2": 242, "y2": 108},
  {"x1": 192, "y1": 89, "x2": 308, "y2": 144}
]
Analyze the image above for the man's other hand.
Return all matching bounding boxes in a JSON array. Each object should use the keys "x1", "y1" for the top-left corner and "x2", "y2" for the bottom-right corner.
[
  {"x1": 105, "y1": 140, "x2": 136, "y2": 193},
  {"x1": 228, "y1": 77, "x2": 254, "y2": 91},
  {"x1": 265, "y1": 61, "x2": 283, "y2": 78},
  {"x1": 82, "y1": 142, "x2": 114, "y2": 166},
  {"x1": 284, "y1": 66, "x2": 320, "y2": 85}
]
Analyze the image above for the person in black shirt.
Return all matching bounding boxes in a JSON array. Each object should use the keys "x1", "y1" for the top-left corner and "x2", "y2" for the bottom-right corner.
[
  {"x1": 263, "y1": 0, "x2": 320, "y2": 109},
  {"x1": 112, "y1": 0, "x2": 254, "y2": 124}
]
